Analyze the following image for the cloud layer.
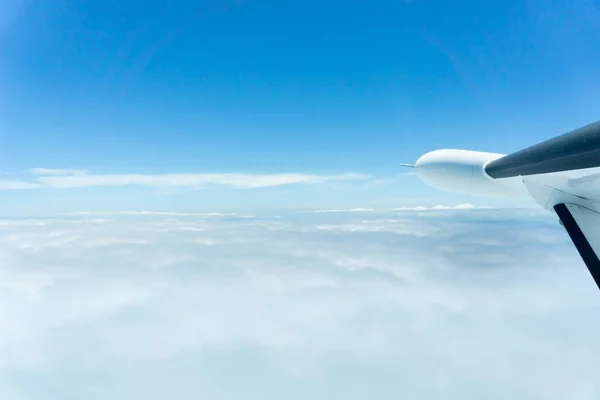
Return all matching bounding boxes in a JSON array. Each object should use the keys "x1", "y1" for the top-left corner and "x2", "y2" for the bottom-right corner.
[
  {"x1": 392, "y1": 203, "x2": 488, "y2": 211},
  {"x1": 0, "y1": 209, "x2": 599, "y2": 399},
  {"x1": 0, "y1": 169, "x2": 370, "y2": 190}
]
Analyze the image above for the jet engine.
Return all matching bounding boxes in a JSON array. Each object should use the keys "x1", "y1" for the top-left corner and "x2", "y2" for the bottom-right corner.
[{"x1": 414, "y1": 149, "x2": 528, "y2": 197}]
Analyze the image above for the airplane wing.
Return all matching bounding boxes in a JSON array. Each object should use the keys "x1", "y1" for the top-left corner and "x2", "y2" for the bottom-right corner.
[
  {"x1": 485, "y1": 120, "x2": 600, "y2": 290},
  {"x1": 485, "y1": 120, "x2": 600, "y2": 179},
  {"x1": 412, "y1": 119, "x2": 600, "y2": 289}
]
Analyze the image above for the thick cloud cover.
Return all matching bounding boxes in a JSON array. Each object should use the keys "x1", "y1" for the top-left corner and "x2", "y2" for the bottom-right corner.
[{"x1": 0, "y1": 209, "x2": 599, "y2": 399}]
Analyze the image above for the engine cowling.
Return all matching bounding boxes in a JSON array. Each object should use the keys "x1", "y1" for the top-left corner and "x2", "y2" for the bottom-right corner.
[{"x1": 415, "y1": 149, "x2": 529, "y2": 197}]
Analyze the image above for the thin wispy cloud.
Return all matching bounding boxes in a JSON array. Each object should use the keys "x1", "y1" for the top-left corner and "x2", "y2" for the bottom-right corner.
[
  {"x1": 74, "y1": 211, "x2": 237, "y2": 217},
  {"x1": 0, "y1": 180, "x2": 41, "y2": 190},
  {"x1": 0, "y1": 169, "x2": 371, "y2": 190},
  {"x1": 391, "y1": 204, "x2": 540, "y2": 211},
  {"x1": 392, "y1": 203, "x2": 491, "y2": 211},
  {"x1": 304, "y1": 208, "x2": 375, "y2": 213},
  {"x1": 28, "y1": 168, "x2": 90, "y2": 176},
  {"x1": 36, "y1": 172, "x2": 368, "y2": 189}
]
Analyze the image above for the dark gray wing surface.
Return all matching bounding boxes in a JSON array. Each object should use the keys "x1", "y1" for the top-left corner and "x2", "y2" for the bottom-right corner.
[{"x1": 485, "y1": 120, "x2": 600, "y2": 179}]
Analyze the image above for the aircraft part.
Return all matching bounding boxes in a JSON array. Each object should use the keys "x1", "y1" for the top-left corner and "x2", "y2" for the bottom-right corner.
[
  {"x1": 554, "y1": 203, "x2": 600, "y2": 290},
  {"x1": 414, "y1": 149, "x2": 528, "y2": 197}
]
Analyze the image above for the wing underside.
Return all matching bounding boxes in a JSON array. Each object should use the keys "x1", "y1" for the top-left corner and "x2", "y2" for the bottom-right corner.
[{"x1": 554, "y1": 203, "x2": 600, "y2": 290}]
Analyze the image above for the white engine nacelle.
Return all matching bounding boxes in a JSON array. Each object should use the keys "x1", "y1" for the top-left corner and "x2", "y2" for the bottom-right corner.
[{"x1": 415, "y1": 149, "x2": 529, "y2": 198}]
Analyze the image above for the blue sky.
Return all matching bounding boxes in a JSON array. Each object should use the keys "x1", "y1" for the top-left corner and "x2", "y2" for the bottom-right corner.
[
  {"x1": 1, "y1": 0, "x2": 599, "y2": 215},
  {"x1": 1, "y1": 3, "x2": 600, "y2": 398}
]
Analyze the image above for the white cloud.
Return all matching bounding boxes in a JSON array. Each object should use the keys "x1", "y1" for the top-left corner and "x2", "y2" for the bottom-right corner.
[
  {"x1": 0, "y1": 170, "x2": 370, "y2": 190},
  {"x1": 392, "y1": 203, "x2": 491, "y2": 211},
  {"x1": 28, "y1": 168, "x2": 90, "y2": 176},
  {"x1": 0, "y1": 180, "x2": 41, "y2": 190},
  {"x1": 0, "y1": 210, "x2": 598, "y2": 399},
  {"x1": 73, "y1": 211, "x2": 237, "y2": 217},
  {"x1": 36, "y1": 172, "x2": 369, "y2": 189},
  {"x1": 304, "y1": 208, "x2": 375, "y2": 213}
]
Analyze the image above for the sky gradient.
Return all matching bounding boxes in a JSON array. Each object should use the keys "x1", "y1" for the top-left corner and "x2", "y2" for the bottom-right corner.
[
  {"x1": 2, "y1": 3, "x2": 600, "y2": 398},
  {"x1": 1, "y1": 0, "x2": 599, "y2": 214}
]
